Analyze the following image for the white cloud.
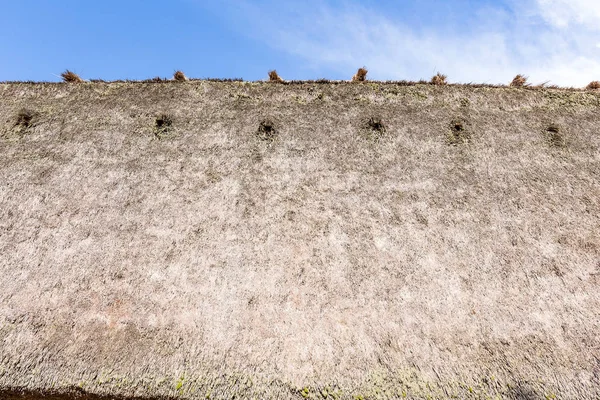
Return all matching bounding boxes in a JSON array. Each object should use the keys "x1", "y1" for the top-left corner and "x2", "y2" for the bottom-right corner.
[
  {"x1": 273, "y1": 8, "x2": 513, "y2": 83},
  {"x1": 226, "y1": 0, "x2": 600, "y2": 86},
  {"x1": 535, "y1": 0, "x2": 600, "y2": 29}
]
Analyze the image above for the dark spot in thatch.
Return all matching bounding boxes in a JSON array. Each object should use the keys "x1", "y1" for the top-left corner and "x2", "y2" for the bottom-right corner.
[
  {"x1": 15, "y1": 109, "x2": 37, "y2": 129},
  {"x1": 257, "y1": 119, "x2": 277, "y2": 141},
  {"x1": 545, "y1": 124, "x2": 565, "y2": 147},
  {"x1": 154, "y1": 113, "x2": 173, "y2": 138},
  {"x1": 367, "y1": 117, "x2": 386, "y2": 134},
  {"x1": 447, "y1": 118, "x2": 470, "y2": 145},
  {"x1": 361, "y1": 116, "x2": 387, "y2": 141},
  {"x1": 155, "y1": 114, "x2": 172, "y2": 129},
  {"x1": 507, "y1": 382, "x2": 540, "y2": 400}
]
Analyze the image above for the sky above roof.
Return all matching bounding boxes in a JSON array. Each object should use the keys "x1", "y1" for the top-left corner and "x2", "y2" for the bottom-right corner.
[{"x1": 2, "y1": 0, "x2": 599, "y2": 86}]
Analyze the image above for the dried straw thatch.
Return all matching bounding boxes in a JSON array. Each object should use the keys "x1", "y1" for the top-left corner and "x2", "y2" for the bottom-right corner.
[
  {"x1": 351, "y1": 67, "x2": 368, "y2": 82},
  {"x1": 586, "y1": 80, "x2": 600, "y2": 90},
  {"x1": 431, "y1": 72, "x2": 447, "y2": 85},
  {"x1": 268, "y1": 70, "x2": 284, "y2": 83},
  {"x1": 173, "y1": 70, "x2": 188, "y2": 82},
  {"x1": 0, "y1": 81, "x2": 598, "y2": 400},
  {"x1": 60, "y1": 70, "x2": 83, "y2": 83},
  {"x1": 510, "y1": 74, "x2": 528, "y2": 87}
]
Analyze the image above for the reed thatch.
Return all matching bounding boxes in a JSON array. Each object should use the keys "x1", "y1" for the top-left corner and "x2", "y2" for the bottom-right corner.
[{"x1": 1, "y1": 81, "x2": 599, "y2": 399}]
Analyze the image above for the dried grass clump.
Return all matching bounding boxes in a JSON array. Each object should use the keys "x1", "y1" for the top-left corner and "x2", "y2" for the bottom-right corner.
[
  {"x1": 431, "y1": 73, "x2": 447, "y2": 86},
  {"x1": 173, "y1": 71, "x2": 188, "y2": 82},
  {"x1": 352, "y1": 67, "x2": 368, "y2": 82},
  {"x1": 510, "y1": 74, "x2": 528, "y2": 87},
  {"x1": 268, "y1": 70, "x2": 284, "y2": 83},
  {"x1": 61, "y1": 70, "x2": 83, "y2": 83},
  {"x1": 586, "y1": 81, "x2": 600, "y2": 90}
]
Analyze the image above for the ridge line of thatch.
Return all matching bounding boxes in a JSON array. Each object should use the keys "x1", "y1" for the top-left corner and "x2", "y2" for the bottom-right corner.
[{"x1": 0, "y1": 80, "x2": 593, "y2": 91}]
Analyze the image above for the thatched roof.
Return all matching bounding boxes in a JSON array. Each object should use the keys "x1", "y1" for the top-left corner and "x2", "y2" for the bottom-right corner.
[{"x1": 1, "y1": 81, "x2": 599, "y2": 399}]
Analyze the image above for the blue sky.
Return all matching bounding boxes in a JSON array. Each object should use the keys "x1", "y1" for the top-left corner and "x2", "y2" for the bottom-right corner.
[{"x1": 1, "y1": 0, "x2": 599, "y2": 86}]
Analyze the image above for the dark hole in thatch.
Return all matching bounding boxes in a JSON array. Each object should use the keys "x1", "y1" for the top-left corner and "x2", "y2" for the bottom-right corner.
[
  {"x1": 257, "y1": 119, "x2": 277, "y2": 141},
  {"x1": 154, "y1": 114, "x2": 173, "y2": 138},
  {"x1": 367, "y1": 117, "x2": 386, "y2": 134},
  {"x1": 15, "y1": 109, "x2": 37, "y2": 129},
  {"x1": 453, "y1": 122, "x2": 464, "y2": 132},
  {"x1": 155, "y1": 115, "x2": 172, "y2": 129},
  {"x1": 447, "y1": 119, "x2": 470, "y2": 145},
  {"x1": 508, "y1": 382, "x2": 539, "y2": 400},
  {"x1": 546, "y1": 124, "x2": 565, "y2": 147}
]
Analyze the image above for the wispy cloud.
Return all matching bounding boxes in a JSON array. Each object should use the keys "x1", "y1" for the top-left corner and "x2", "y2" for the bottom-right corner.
[
  {"x1": 535, "y1": 0, "x2": 600, "y2": 29},
  {"x1": 218, "y1": 0, "x2": 600, "y2": 86}
]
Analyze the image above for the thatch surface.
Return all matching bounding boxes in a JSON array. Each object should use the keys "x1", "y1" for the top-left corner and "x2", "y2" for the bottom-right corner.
[{"x1": 1, "y1": 81, "x2": 599, "y2": 399}]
